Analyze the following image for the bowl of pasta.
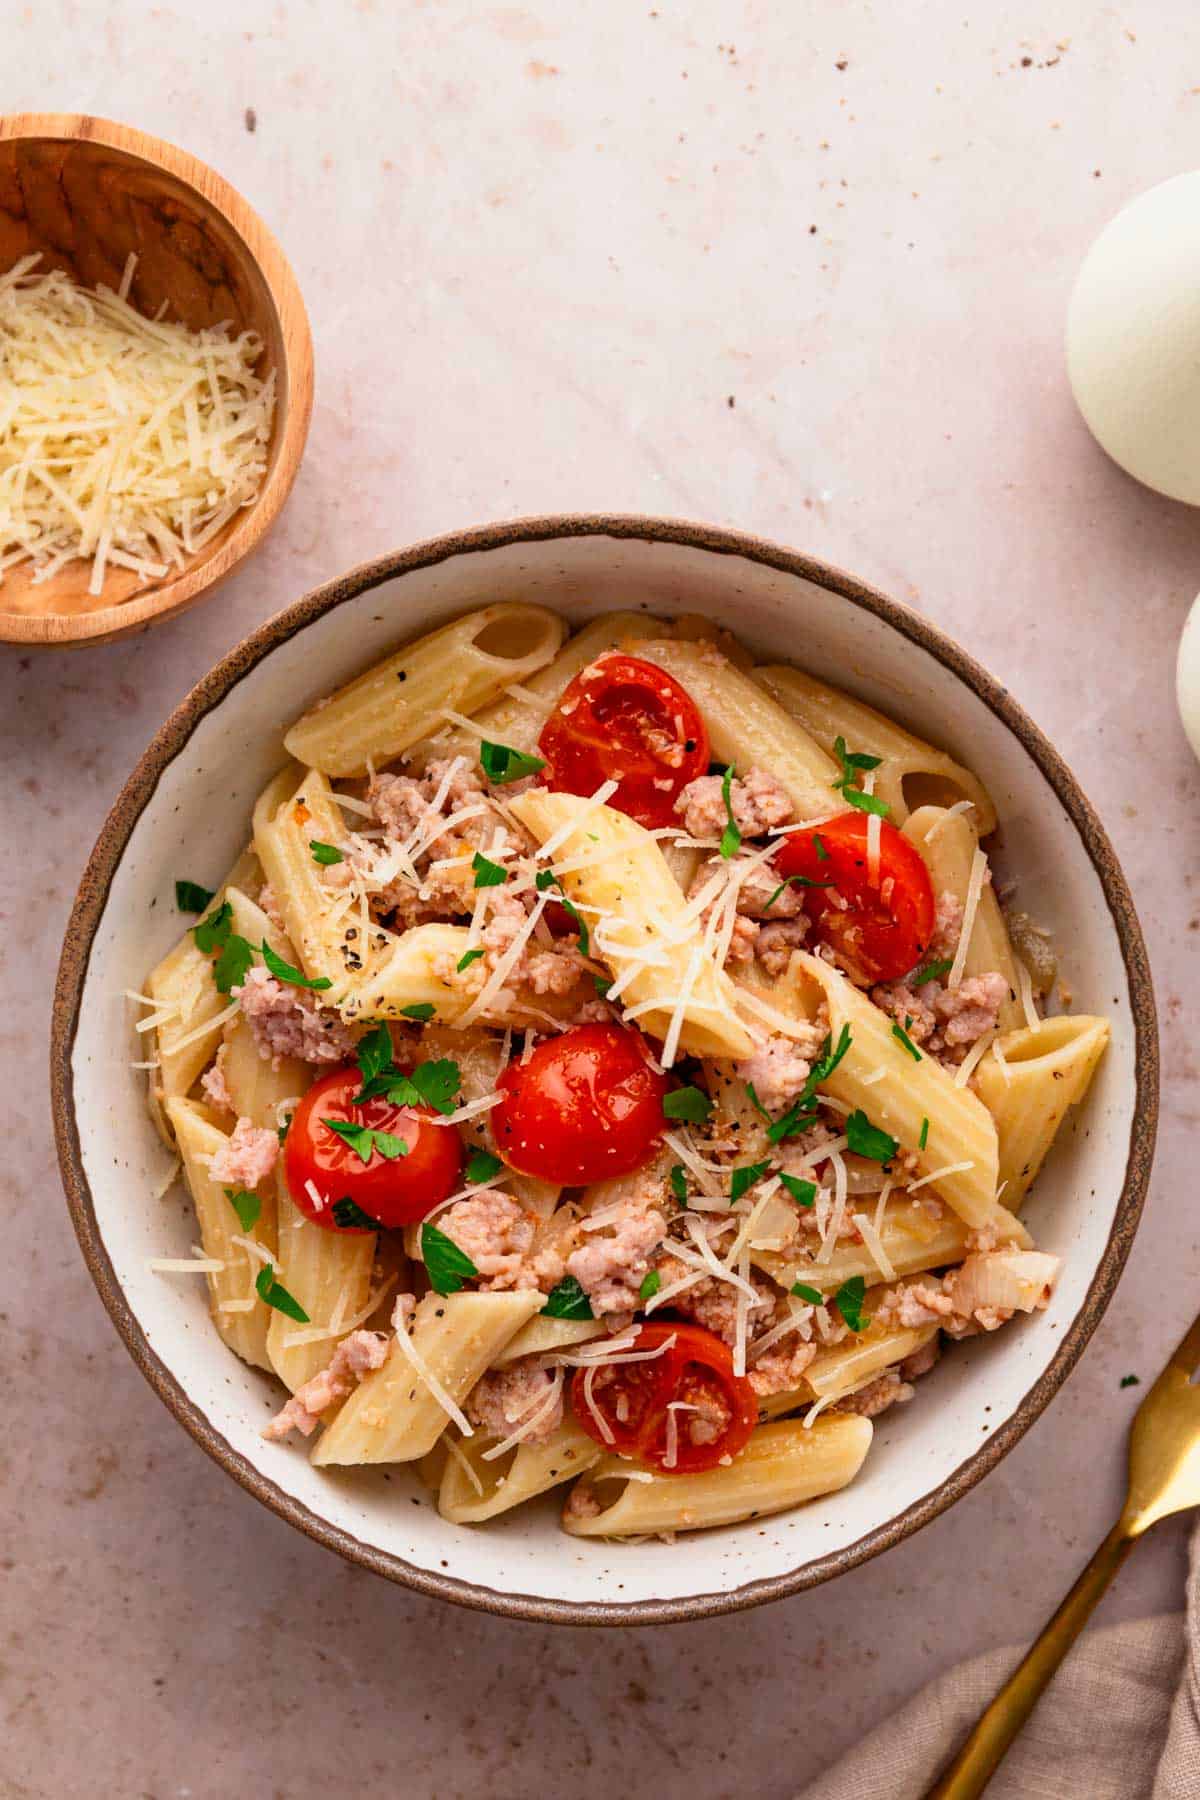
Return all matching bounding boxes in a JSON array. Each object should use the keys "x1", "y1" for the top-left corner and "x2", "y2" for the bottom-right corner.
[{"x1": 52, "y1": 515, "x2": 1157, "y2": 1622}]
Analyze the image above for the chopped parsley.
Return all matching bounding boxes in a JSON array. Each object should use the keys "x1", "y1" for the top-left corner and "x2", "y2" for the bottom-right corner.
[
  {"x1": 224, "y1": 1187, "x2": 261, "y2": 1232},
  {"x1": 669, "y1": 1164, "x2": 689, "y2": 1205},
  {"x1": 845, "y1": 1109, "x2": 899, "y2": 1164},
  {"x1": 1120, "y1": 1374, "x2": 1141, "y2": 1389},
  {"x1": 457, "y1": 947, "x2": 485, "y2": 972},
  {"x1": 175, "y1": 879, "x2": 215, "y2": 914},
  {"x1": 276, "y1": 1115, "x2": 292, "y2": 1145},
  {"x1": 813, "y1": 833, "x2": 829, "y2": 861},
  {"x1": 831, "y1": 735, "x2": 888, "y2": 818},
  {"x1": 766, "y1": 1100, "x2": 820, "y2": 1145},
  {"x1": 421, "y1": 1224, "x2": 479, "y2": 1296},
  {"x1": 479, "y1": 740, "x2": 547, "y2": 785},
  {"x1": 663, "y1": 1085, "x2": 713, "y2": 1124},
  {"x1": 541, "y1": 1275, "x2": 594, "y2": 1320},
  {"x1": 779, "y1": 1172, "x2": 817, "y2": 1208},
  {"x1": 730, "y1": 1159, "x2": 772, "y2": 1204},
  {"x1": 535, "y1": 868, "x2": 589, "y2": 953},
  {"x1": 891, "y1": 1020, "x2": 922, "y2": 1062},
  {"x1": 255, "y1": 1265, "x2": 310, "y2": 1322},
  {"x1": 719, "y1": 764, "x2": 741, "y2": 859},
  {"x1": 309, "y1": 840, "x2": 344, "y2": 866},
  {"x1": 833, "y1": 1274, "x2": 870, "y2": 1333},
  {"x1": 763, "y1": 1024, "x2": 853, "y2": 1143},
  {"x1": 260, "y1": 940, "x2": 332, "y2": 991},
  {"x1": 471, "y1": 851, "x2": 507, "y2": 888},
  {"x1": 762, "y1": 873, "x2": 833, "y2": 911},
  {"x1": 466, "y1": 1149, "x2": 504, "y2": 1184},
  {"x1": 918, "y1": 1116, "x2": 930, "y2": 1151},
  {"x1": 791, "y1": 1281, "x2": 824, "y2": 1305},
  {"x1": 332, "y1": 1196, "x2": 376, "y2": 1230},
  {"x1": 355, "y1": 1022, "x2": 393, "y2": 1088},
  {"x1": 401, "y1": 1003, "x2": 436, "y2": 1021},
  {"x1": 213, "y1": 933, "x2": 254, "y2": 996},
  {"x1": 356, "y1": 1055, "x2": 462, "y2": 1115},
  {"x1": 192, "y1": 898, "x2": 232, "y2": 953},
  {"x1": 322, "y1": 1118, "x2": 409, "y2": 1163},
  {"x1": 639, "y1": 1270, "x2": 662, "y2": 1302},
  {"x1": 911, "y1": 958, "x2": 953, "y2": 988},
  {"x1": 593, "y1": 973, "x2": 612, "y2": 998}
]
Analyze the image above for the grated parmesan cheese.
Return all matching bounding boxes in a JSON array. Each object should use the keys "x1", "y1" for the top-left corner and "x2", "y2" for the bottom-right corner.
[
  {"x1": 0, "y1": 255, "x2": 275, "y2": 595},
  {"x1": 947, "y1": 847, "x2": 988, "y2": 990}
]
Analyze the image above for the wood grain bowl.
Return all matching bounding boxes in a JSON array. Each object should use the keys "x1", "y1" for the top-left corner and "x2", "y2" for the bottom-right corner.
[{"x1": 0, "y1": 113, "x2": 313, "y2": 648}]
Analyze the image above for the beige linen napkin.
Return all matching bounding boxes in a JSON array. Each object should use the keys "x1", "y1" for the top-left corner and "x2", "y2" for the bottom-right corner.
[{"x1": 799, "y1": 1524, "x2": 1200, "y2": 1800}]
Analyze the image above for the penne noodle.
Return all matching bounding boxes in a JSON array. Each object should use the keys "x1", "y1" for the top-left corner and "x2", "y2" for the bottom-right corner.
[
  {"x1": 561, "y1": 1415, "x2": 872, "y2": 1536},
  {"x1": 974, "y1": 1016, "x2": 1111, "y2": 1204},
  {"x1": 283, "y1": 604, "x2": 566, "y2": 775},
  {"x1": 752, "y1": 664, "x2": 997, "y2": 834},
  {"x1": 755, "y1": 1195, "x2": 1030, "y2": 1295},
  {"x1": 267, "y1": 1181, "x2": 377, "y2": 1394},
  {"x1": 758, "y1": 1322, "x2": 940, "y2": 1419},
  {"x1": 902, "y1": 805, "x2": 1022, "y2": 1029},
  {"x1": 438, "y1": 1417, "x2": 603, "y2": 1523}
]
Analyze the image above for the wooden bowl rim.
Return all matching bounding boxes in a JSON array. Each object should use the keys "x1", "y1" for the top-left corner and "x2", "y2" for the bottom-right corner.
[
  {"x1": 50, "y1": 513, "x2": 1160, "y2": 1625},
  {"x1": 0, "y1": 112, "x2": 314, "y2": 648}
]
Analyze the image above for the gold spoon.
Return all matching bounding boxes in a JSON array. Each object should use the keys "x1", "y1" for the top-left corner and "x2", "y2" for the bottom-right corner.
[{"x1": 926, "y1": 1310, "x2": 1200, "y2": 1798}]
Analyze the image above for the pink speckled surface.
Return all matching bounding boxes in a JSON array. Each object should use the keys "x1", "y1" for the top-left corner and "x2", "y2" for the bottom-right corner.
[{"x1": 3, "y1": 3, "x2": 1199, "y2": 1794}]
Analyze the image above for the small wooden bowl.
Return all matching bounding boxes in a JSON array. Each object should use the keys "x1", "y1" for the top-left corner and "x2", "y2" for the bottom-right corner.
[{"x1": 0, "y1": 114, "x2": 313, "y2": 648}]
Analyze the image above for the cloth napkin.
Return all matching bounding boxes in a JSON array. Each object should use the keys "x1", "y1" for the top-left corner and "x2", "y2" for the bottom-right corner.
[{"x1": 798, "y1": 1523, "x2": 1200, "y2": 1799}]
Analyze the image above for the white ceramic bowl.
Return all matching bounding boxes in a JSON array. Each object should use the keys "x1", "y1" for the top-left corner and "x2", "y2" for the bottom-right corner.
[{"x1": 52, "y1": 516, "x2": 1157, "y2": 1623}]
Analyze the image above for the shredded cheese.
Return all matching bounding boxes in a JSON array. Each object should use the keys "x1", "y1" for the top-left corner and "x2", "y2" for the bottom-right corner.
[
  {"x1": 1015, "y1": 954, "x2": 1041, "y2": 1032},
  {"x1": 0, "y1": 255, "x2": 275, "y2": 594},
  {"x1": 947, "y1": 847, "x2": 988, "y2": 990},
  {"x1": 906, "y1": 1159, "x2": 974, "y2": 1194},
  {"x1": 147, "y1": 1256, "x2": 225, "y2": 1274},
  {"x1": 923, "y1": 799, "x2": 976, "y2": 843},
  {"x1": 390, "y1": 1312, "x2": 473, "y2": 1436},
  {"x1": 953, "y1": 1029, "x2": 998, "y2": 1087},
  {"x1": 480, "y1": 1368, "x2": 566, "y2": 1461},
  {"x1": 852, "y1": 1209, "x2": 897, "y2": 1282}
]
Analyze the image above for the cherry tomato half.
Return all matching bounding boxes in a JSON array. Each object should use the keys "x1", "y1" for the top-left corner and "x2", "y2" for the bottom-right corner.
[
  {"x1": 537, "y1": 653, "x2": 710, "y2": 829},
  {"x1": 572, "y1": 1322, "x2": 758, "y2": 1473},
  {"x1": 284, "y1": 1065, "x2": 463, "y2": 1231},
  {"x1": 491, "y1": 1023, "x2": 669, "y2": 1186},
  {"x1": 773, "y1": 811, "x2": 936, "y2": 984}
]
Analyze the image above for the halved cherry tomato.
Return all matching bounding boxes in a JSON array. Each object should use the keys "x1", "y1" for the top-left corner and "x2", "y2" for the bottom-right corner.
[
  {"x1": 491, "y1": 1022, "x2": 669, "y2": 1185},
  {"x1": 284, "y1": 1065, "x2": 463, "y2": 1231},
  {"x1": 572, "y1": 1322, "x2": 758, "y2": 1473},
  {"x1": 772, "y1": 811, "x2": 935, "y2": 984},
  {"x1": 537, "y1": 653, "x2": 710, "y2": 828}
]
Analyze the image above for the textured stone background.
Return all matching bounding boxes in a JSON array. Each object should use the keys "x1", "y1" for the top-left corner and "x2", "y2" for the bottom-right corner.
[{"x1": 3, "y1": 3, "x2": 1199, "y2": 1794}]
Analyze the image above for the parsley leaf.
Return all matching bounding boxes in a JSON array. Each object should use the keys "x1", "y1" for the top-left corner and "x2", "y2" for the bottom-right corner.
[
  {"x1": 355, "y1": 1022, "x2": 394, "y2": 1089},
  {"x1": 841, "y1": 785, "x2": 890, "y2": 819},
  {"x1": 663, "y1": 1085, "x2": 713, "y2": 1124},
  {"x1": 192, "y1": 899, "x2": 233, "y2": 954},
  {"x1": 918, "y1": 1115, "x2": 930, "y2": 1151},
  {"x1": 421, "y1": 1224, "x2": 479, "y2": 1296},
  {"x1": 472, "y1": 852, "x2": 507, "y2": 888},
  {"x1": 813, "y1": 833, "x2": 829, "y2": 861},
  {"x1": 255, "y1": 1265, "x2": 310, "y2": 1322},
  {"x1": 224, "y1": 1187, "x2": 261, "y2": 1232},
  {"x1": 260, "y1": 940, "x2": 332, "y2": 991},
  {"x1": 457, "y1": 947, "x2": 484, "y2": 972},
  {"x1": 760, "y1": 1029, "x2": 851, "y2": 1143},
  {"x1": 891, "y1": 1020, "x2": 922, "y2": 1062},
  {"x1": 910, "y1": 958, "x2": 953, "y2": 987},
  {"x1": 1120, "y1": 1374, "x2": 1141, "y2": 1389},
  {"x1": 845, "y1": 1109, "x2": 899, "y2": 1164},
  {"x1": 309, "y1": 840, "x2": 344, "y2": 866},
  {"x1": 779, "y1": 1172, "x2": 817, "y2": 1208},
  {"x1": 639, "y1": 1269, "x2": 662, "y2": 1302},
  {"x1": 479, "y1": 740, "x2": 547, "y2": 785},
  {"x1": 382, "y1": 1058, "x2": 461, "y2": 1115},
  {"x1": 719, "y1": 764, "x2": 741, "y2": 859},
  {"x1": 791, "y1": 1281, "x2": 824, "y2": 1304},
  {"x1": 401, "y1": 1003, "x2": 436, "y2": 1021},
  {"x1": 831, "y1": 735, "x2": 889, "y2": 817},
  {"x1": 535, "y1": 869, "x2": 590, "y2": 952},
  {"x1": 466, "y1": 1149, "x2": 504, "y2": 1183},
  {"x1": 332, "y1": 1196, "x2": 376, "y2": 1230},
  {"x1": 746, "y1": 1081, "x2": 771, "y2": 1122},
  {"x1": 730, "y1": 1158, "x2": 772, "y2": 1203},
  {"x1": 762, "y1": 873, "x2": 833, "y2": 911},
  {"x1": 833, "y1": 1274, "x2": 869, "y2": 1333},
  {"x1": 175, "y1": 879, "x2": 215, "y2": 914},
  {"x1": 322, "y1": 1118, "x2": 409, "y2": 1164},
  {"x1": 669, "y1": 1164, "x2": 689, "y2": 1205},
  {"x1": 766, "y1": 1101, "x2": 820, "y2": 1145},
  {"x1": 212, "y1": 932, "x2": 254, "y2": 996},
  {"x1": 541, "y1": 1275, "x2": 595, "y2": 1320}
]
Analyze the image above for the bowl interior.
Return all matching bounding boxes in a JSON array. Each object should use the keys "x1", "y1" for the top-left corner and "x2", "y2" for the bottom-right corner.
[
  {"x1": 0, "y1": 125, "x2": 294, "y2": 626},
  {"x1": 63, "y1": 527, "x2": 1149, "y2": 1618}
]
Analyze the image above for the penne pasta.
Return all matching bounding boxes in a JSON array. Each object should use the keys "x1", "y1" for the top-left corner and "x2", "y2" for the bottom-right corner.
[
  {"x1": 902, "y1": 804, "x2": 1022, "y2": 1029},
  {"x1": 267, "y1": 1182, "x2": 377, "y2": 1393},
  {"x1": 758, "y1": 1321, "x2": 939, "y2": 1419},
  {"x1": 752, "y1": 664, "x2": 997, "y2": 834},
  {"x1": 974, "y1": 1015, "x2": 1111, "y2": 1204},
  {"x1": 283, "y1": 604, "x2": 566, "y2": 775},
  {"x1": 312, "y1": 1290, "x2": 542, "y2": 1466},
  {"x1": 220, "y1": 1015, "x2": 308, "y2": 1132},
  {"x1": 437, "y1": 1417, "x2": 603, "y2": 1523},
  {"x1": 561, "y1": 1416, "x2": 873, "y2": 1536},
  {"x1": 507, "y1": 790, "x2": 754, "y2": 1060},
  {"x1": 755, "y1": 1196, "x2": 1029, "y2": 1295},
  {"x1": 166, "y1": 1097, "x2": 277, "y2": 1370}
]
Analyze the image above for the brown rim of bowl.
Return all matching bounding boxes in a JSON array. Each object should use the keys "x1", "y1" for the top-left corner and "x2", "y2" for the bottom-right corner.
[
  {"x1": 0, "y1": 112, "x2": 314, "y2": 648},
  {"x1": 50, "y1": 513, "x2": 1159, "y2": 1626}
]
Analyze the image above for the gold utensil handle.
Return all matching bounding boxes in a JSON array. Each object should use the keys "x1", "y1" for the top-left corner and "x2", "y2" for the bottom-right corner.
[{"x1": 924, "y1": 1520, "x2": 1136, "y2": 1799}]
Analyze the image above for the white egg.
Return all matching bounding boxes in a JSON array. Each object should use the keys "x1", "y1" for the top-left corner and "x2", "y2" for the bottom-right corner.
[
  {"x1": 1177, "y1": 594, "x2": 1200, "y2": 761},
  {"x1": 1067, "y1": 171, "x2": 1200, "y2": 504}
]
